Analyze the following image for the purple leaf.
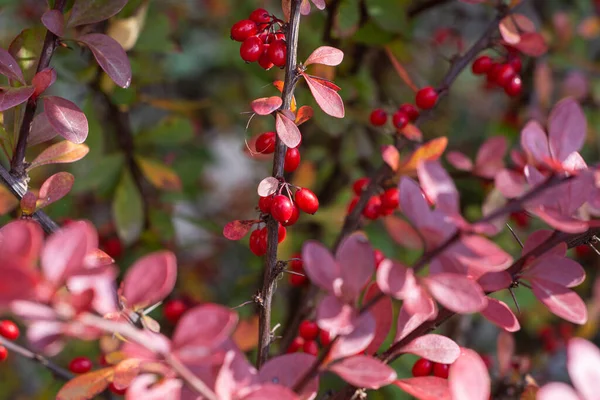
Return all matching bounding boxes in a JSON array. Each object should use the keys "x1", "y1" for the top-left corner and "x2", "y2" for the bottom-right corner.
[
  {"x1": 128, "y1": 375, "x2": 183, "y2": 400},
  {"x1": 446, "y1": 151, "x2": 473, "y2": 172},
  {"x1": 480, "y1": 298, "x2": 520, "y2": 332},
  {"x1": 399, "y1": 334, "x2": 460, "y2": 364},
  {"x1": 395, "y1": 306, "x2": 436, "y2": 343},
  {"x1": 329, "y1": 355, "x2": 396, "y2": 389},
  {"x1": 41, "y1": 10, "x2": 65, "y2": 37},
  {"x1": 275, "y1": 111, "x2": 302, "y2": 148},
  {"x1": 121, "y1": 251, "x2": 177, "y2": 309},
  {"x1": 548, "y1": 98, "x2": 586, "y2": 162},
  {"x1": 329, "y1": 311, "x2": 375, "y2": 361},
  {"x1": 44, "y1": 96, "x2": 89, "y2": 143},
  {"x1": 215, "y1": 350, "x2": 257, "y2": 400},
  {"x1": 0, "y1": 47, "x2": 25, "y2": 83},
  {"x1": 0, "y1": 265, "x2": 38, "y2": 306},
  {"x1": 475, "y1": 136, "x2": 507, "y2": 178},
  {"x1": 79, "y1": 33, "x2": 132, "y2": 88},
  {"x1": 383, "y1": 215, "x2": 423, "y2": 250},
  {"x1": 335, "y1": 232, "x2": 374, "y2": 301},
  {"x1": 364, "y1": 285, "x2": 393, "y2": 355},
  {"x1": 302, "y1": 73, "x2": 344, "y2": 118},
  {"x1": 423, "y1": 273, "x2": 487, "y2": 314},
  {"x1": 68, "y1": 0, "x2": 128, "y2": 27},
  {"x1": 259, "y1": 353, "x2": 319, "y2": 399},
  {"x1": 304, "y1": 46, "x2": 344, "y2": 66},
  {"x1": 257, "y1": 177, "x2": 279, "y2": 197},
  {"x1": 531, "y1": 278, "x2": 587, "y2": 324},
  {"x1": 394, "y1": 377, "x2": 451, "y2": 400},
  {"x1": 376, "y1": 259, "x2": 411, "y2": 299},
  {"x1": 449, "y1": 348, "x2": 490, "y2": 400},
  {"x1": 417, "y1": 160, "x2": 460, "y2": 216},
  {"x1": 302, "y1": 240, "x2": 338, "y2": 293},
  {"x1": 29, "y1": 141, "x2": 89, "y2": 170},
  {"x1": 316, "y1": 294, "x2": 359, "y2": 336},
  {"x1": 0, "y1": 86, "x2": 34, "y2": 111},
  {"x1": 537, "y1": 382, "x2": 581, "y2": 400},
  {"x1": 240, "y1": 384, "x2": 298, "y2": 400},
  {"x1": 520, "y1": 120, "x2": 549, "y2": 164},
  {"x1": 494, "y1": 169, "x2": 526, "y2": 198},
  {"x1": 522, "y1": 255, "x2": 585, "y2": 288},
  {"x1": 251, "y1": 96, "x2": 282, "y2": 115},
  {"x1": 36, "y1": 172, "x2": 74, "y2": 209}
]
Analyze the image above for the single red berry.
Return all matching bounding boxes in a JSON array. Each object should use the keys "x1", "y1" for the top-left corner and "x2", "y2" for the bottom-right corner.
[
  {"x1": 287, "y1": 336, "x2": 305, "y2": 353},
  {"x1": 504, "y1": 75, "x2": 522, "y2": 97},
  {"x1": 278, "y1": 223, "x2": 287, "y2": 243},
  {"x1": 412, "y1": 358, "x2": 433, "y2": 377},
  {"x1": 486, "y1": 62, "x2": 503, "y2": 84},
  {"x1": 267, "y1": 40, "x2": 287, "y2": 68},
  {"x1": 380, "y1": 188, "x2": 399, "y2": 210},
  {"x1": 0, "y1": 320, "x2": 19, "y2": 341},
  {"x1": 369, "y1": 109, "x2": 387, "y2": 126},
  {"x1": 0, "y1": 346, "x2": 7, "y2": 362},
  {"x1": 392, "y1": 110, "x2": 409, "y2": 129},
  {"x1": 347, "y1": 197, "x2": 359, "y2": 214},
  {"x1": 69, "y1": 357, "x2": 93, "y2": 374},
  {"x1": 231, "y1": 19, "x2": 258, "y2": 42},
  {"x1": 352, "y1": 177, "x2": 370, "y2": 196},
  {"x1": 319, "y1": 330, "x2": 332, "y2": 346},
  {"x1": 258, "y1": 45, "x2": 274, "y2": 70},
  {"x1": 415, "y1": 86, "x2": 438, "y2": 110},
  {"x1": 510, "y1": 211, "x2": 529, "y2": 228},
  {"x1": 271, "y1": 195, "x2": 294, "y2": 224},
  {"x1": 240, "y1": 36, "x2": 263, "y2": 63},
  {"x1": 281, "y1": 202, "x2": 300, "y2": 226},
  {"x1": 284, "y1": 147, "x2": 301, "y2": 173},
  {"x1": 432, "y1": 362, "x2": 450, "y2": 379},
  {"x1": 494, "y1": 64, "x2": 516, "y2": 87},
  {"x1": 399, "y1": 103, "x2": 419, "y2": 122},
  {"x1": 362, "y1": 196, "x2": 381, "y2": 220},
  {"x1": 163, "y1": 299, "x2": 187, "y2": 324},
  {"x1": 249, "y1": 8, "x2": 270, "y2": 23},
  {"x1": 374, "y1": 249, "x2": 385, "y2": 269},
  {"x1": 299, "y1": 320, "x2": 320, "y2": 341},
  {"x1": 295, "y1": 188, "x2": 319, "y2": 214},
  {"x1": 102, "y1": 237, "x2": 123, "y2": 259},
  {"x1": 258, "y1": 227, "x2": 268, "y2": 252},
  {"x1": 109, "y1": 382, "x2": 127, "y2": 395},
  {"x1": 379, "y1": 206, "x2": 394, "y2": 216},
  {"x1": 575, "y1": 244, "x2": 592, "y2": 258},
  {"x1": 472, "y1": 55, "x2": 493, "y2": 74},
  {"x1": 258, "y1": 195, "x2": 273, "y2": 214},
  {"x1": 508, "y1": 56, "x2": 522, "y2": 73},
  {"x1": 255, "y1": 131, "x2": 276, "y2": 154},
  {"x1": 249, "y1": 229, "x2": 266, "y2": 256},
  {"x1": 302, "y1": 340, "x2": 319, "y2": 356}
]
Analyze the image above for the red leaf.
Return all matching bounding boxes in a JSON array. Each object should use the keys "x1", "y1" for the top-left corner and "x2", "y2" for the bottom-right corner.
[
  {"x1": 0, "y1": 47, "x2": 25, "y2": 83},
  {"x1": 376, "y1": 259, "x2": 411, "y2": 299},
  {"x1": 257, "y1": 176, "x2": 279, "y2": 197},
  {"x1": 510, "y1": 32, "x2": 548, "y2": 56},
  {"x1": 112, "y1": 358, "x2": 141, "y2": 390},
  {"x1": 400, "y1": 123, "x2": 423, "y2": 141},
  {"x1": 20, "y1": 191, "x2": 37, "y2": 215},
  {"x1": 68, "y1": 0, "x2": 128, "y2": 27},
  {"x1": 480, "y1": 298, "x2": 520, "y2": 332},
  {"x1": 223, "y1": 220, "x2": 257, "y2": 241},
  {"x1": 394, "y1": 377, "x2": 451, "y2": 400},
  {"x1": 383, "y1": 215, "x2": 423, "y2": 250},
  {"x1": 56, "y1": 368, "x2": 114, "y2": 400},
  {"x1": 329, "y1": 355, "x2": 396, "y2": 389},
  {"x1": 0, "y1": 86, "x2": 34, "y2": 111},
  {"x1": 423, "y1": 273, "x2": 487, "y2": 314},
  {"x1": 395, "y1": 306, "x2": 436, "y2": 343},
  {"x1": 382, "y1": 145, "x2": 400, "y2": 172},
  {"x1": 302, "y1": 73, "x2": 344, "y2": 118},
  {"x1": 417, "y1": 160, "x2": 459, "y2": 216},
  {"x1": 0, "y1": 220, "x2": 44, "y2": 266},
  {"x1": 497, "y1": 331, "x2": 514, "y2": 377},
  {"x1": 251, "y1": 96, "x2": 282, "y2": 115},
  {"x1": 32, "y1": 68, "x2": 57, "y2": 98},
  {"x1": 567, "y1": 338, "x2": 600, "y2": 400},
  {"x1": 128, "y1": 375, "x2": 182, "y2": 400},
  {"x1": 306, "y1": 75, "x2": 341, "y2": 91},
  {"x1": 44, "y1": 96, "x2": 89, "y2": 143},
  {"x1": 399, "y1": 334, "x2": 460, "y2": 364},
  {"x1": 329, "y1": 311, "x2": 375, "y2": 360},
  {"x1": 29, "y1": 112, "x2": 58, "y2": 146},
  {"x1": 121, "y1": 251, "x2": 177, "y2": 309},
  {"x1": 304, "y1": 46, "x2": 344, "y2": 66},
  {"x1": 215, "y1": 350, "x2": 257, "y2": 400},
  {"x1": 364, "y1": 285, "x2": 393, "y2": 355},
  {"x1": 400, "y1": 137, "x2": 448, "y2": 173},
  {"x1": 384, "y1": 46, "x2": 418, "y2": 92},
  {"x1": 335, "y1": 232, "x2": 375, "y2": 301},
  {"x1": 449, "y1": 348, "x2": 490, "y2": 400},
  {"x1": 275, "y1": 112, "x2": 302, "y2": 148},
  {"x1": 0, "y1": 264, "x2": 38, "y2": 306},
  {"x1": 29, "y1": 141, "x2": 89, "y2": 170},
  {"x1": 259, "y1": 353, "x2": 318, "y2": 399},
  {"x1": 36, "y1": 172, "x2": 74, "y2": 209},
  {"x1": 295, "y1": 105, "x2": 313, "y2": 126},
  {"x1": 41, "y1": 10, "x2": 65, "y2": 37},
  {"x1": 548, "y1": 97, "x2": 586, "y2": 162},
  {"x1": 531, "y1": 278, "x2": 587, "y2": 324},
  {"x1": 79, "y1": 33, "x2": 131, "y2": 88},
  {"x1": 522, "y1": 255, "x2": 585, "y2": 288}
]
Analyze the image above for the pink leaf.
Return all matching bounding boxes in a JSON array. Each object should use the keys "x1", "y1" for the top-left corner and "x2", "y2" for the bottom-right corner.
[
  {"x1": 335, "y1": 232, "x2": 374, "y2": 301},
  {"x1": 311, "y1": 0, "x2": 326, "y2": 10},
  {"x1": 522, "y1": 229, "x2": 566, "y2": 258},
  {"x1": 304, "y1": 46, "x2": 344, "y2": 66},
  {"x1": 121, "y1": 251, "x2": 177, "y2": 309},
  {"x1": 522, "y1": 255, "x2": 585, "y2": 288},
  {"x1": 399, "y1": 334, "x2": 460, "y2": 364},
  {"x1": 251, "y1": 96, "x2": 282, "y2": 115},
  {"x1": 520, "y1": 120, "x2": 550, "y2": 165},
  {"x1": 79, "y1": 33, "x2": 131, "y2": 88},
  {"x1": 548, "y1": 97, "x2": 586, "y2": 162},
  {"x1": 128, "y1": 375, "x2": 183, "y2": 400},
  {"x1": 302, "y1": 240, "x2": 338, "y2": 293},
  {"x1": 511, "y1": 32, "x2": 548, "y2": 56},
  {"x1": 32, "y1": 68, "x2": 57, "y2": 98},
  {"x1": 395, "y1": 306, "x2": 436, "y2": 343},
  {"x1": 329, "y1": 355, "x2": 396, "y2": 389},
  {"x1": 240, "y1": 384, "x2": 298, "y2": 400},
  {"x1": 383, "y1": 216, "x2": 423, "y2": 250},
  {"x1": 41, "y1": 10, "x2": 65, "y2": 37},
  {"x1": 0, "y1": 47, "x2": 25, "y2": 83},
  {"x1": 399, "y1": 177, "x2": 433, "y2": 231},
  {"x1": 275, "y1": 111, "x2": 302, "y2": 148},
  {"x1": 44, "y1": 96, "x2": 89, "y2": 143},
  {"x1": 223, "y1": 220, "x2": 257, "y2": 241},
  {"x1": 417, "y1": 160, "x2": 459, "y2": 216},
  {"x1": 329, "y1": 311, "x2": 375, "y2": 361},
  {"x1": 537, "y1": 382, "x2": 581, "y2": 400},
  {"x1": 29, "y1": 141, "x2": 89, "y2": 170},
  {"x1": 451, "y1": 235, "x2": 513, "y2": 272},
  {"x1": 423, "y1": 273, "x2": 487, "y2": 314},
  {"x1": 364, "y1": 285, "x2": 393, "y2": 355},
  {"x1": 394, "y1": 377, "x2": 451, "y2": 400},
  {"x1": 0, "y1": 86, "x2": 35, "y2": 111},
  {"x1": 446, "y1": 151, "x2": 473, "y2": 172},
  {"x1": 497, "y1": 331, "x2": 515, "y2": 377},
  {"x1": 449, "y1": 348, "x2": 491, "y2": 400},
  {"x1": 494, "y1": 169, "x2": 526, "y2": 198},
  {"x1": 382, "y1": 145, "x2": 400, "y2": 171},
  {"x1": 36, "y1": 172, "x2": 74, "y2": 209},
  {"x1": 475, "y1": 136, "x2": 507, "y2": 178},
  {"x1": 403, "y1": 281, "x2": 437, "y2": 317},
  {"x1": 28, "y1": 112, "x2": 58, "y2": 146},
  {"x1": 477, "y1": 271, "x2": 512, "y2": 292},
  {"x1": 530, "y1": 206, "x2": 589, "y2": 233},
  {"x1": 567, "y1": 337, "x2": 600, "y2": 400},
  {"x1": 0, "y1": 220, "x2": 44, "y2": 266},
  {"x1": 257, "y1": 177, "x2": 279, "y2": 197},
  {"x1": 376, "y1": 259, "x2": 410, "y2": 299},
  {"x1": 68, "y1": 0, "x2": 128, "y2": 27},
  {"x1": 531, "y1": 278, "x2": 587, "y2": 324},
  {"x1": 316, "y1": 295, "x2": 358, "y2": 336},
  {"x1": 480, "y1": 298, "x2": 520, "y2": 332},
  {"x1": 302, "y1": 73, "x2": 344, "y2": 118},
  {"x1": 215, "y1": 350, "x2": 257, "y2": 400},
  {"x1": 0, "y1": 265, "x2": 38, "y2": 305},
  {"x1": 259, "y1": 353, "x2": 318, "y2": 400}
]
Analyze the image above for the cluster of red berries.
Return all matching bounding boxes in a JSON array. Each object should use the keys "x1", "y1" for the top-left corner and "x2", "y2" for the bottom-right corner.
[
  {"x1": 411, "y1": 357, "x2": 450, "y2": 379},
  {"x1": 347, "y1": 178, "x2": 399, "y2": 220},
  {"x1": 369, "y1": 87, "x2": 439, "y2": 129},
  {"x1": 287, "y1": 320, "x2": 332, "y2": 356},
  {"x1": 471, "y1": 54, "x2": 523, "y2": 97},
  {"x1": 538, "y1": 323, "x2": 573, "y2": 354},
  {"x1": 0, "y1": 320, "x2": 20, "y2": 362},
  {"x1": 230, "y1": 9, "x2": 287, "y2": 68},
  {"x1": 254, "y1": 131, "x2": 301, "y2": 173}
]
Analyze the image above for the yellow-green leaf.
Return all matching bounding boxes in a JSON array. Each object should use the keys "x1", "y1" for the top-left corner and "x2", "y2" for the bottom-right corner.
[
  {"x1": 136, "y1": 156, "x2": 182, "y2": 191},
  {"x1": 112, "y1": 169, "x2": 144, "y2": 245},
  {"x1": 28, "y1": 141, "x2": 89, "y2": 170}
]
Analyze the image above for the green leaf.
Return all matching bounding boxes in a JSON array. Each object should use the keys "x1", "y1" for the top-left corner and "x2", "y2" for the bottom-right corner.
[
  {"x1": 365, "y1": 0, "x2": 410, "y2": 34},
  {"x1": 112, "y1": 169, "x2": 144, "y2": 245},
  {"x1": 336, "y1": 0, "x2": 360, "y2": 37},
  {"x1": 72, "y1": 153, "x2": 124, "y2": 194},
  {"x1": 135, "y1": 116, "x2": 194, "y2": 146}
]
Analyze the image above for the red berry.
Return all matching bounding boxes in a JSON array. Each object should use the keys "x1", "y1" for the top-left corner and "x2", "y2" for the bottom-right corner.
[
  {"x1": 299, "y1": 320, "x2": 319, "y2": 340},
  {"x1": 281, "y1": 202, "x2": 300, "y2": 226},
  {"x1": 415, "y1": 86, "x2": 438, "y2": 110},
  {"x1": 508, "y1": 57, "x2": 522, "y2": 73},
  {"x1": 494, "y1": 64, "x2": 516, "y2": 87},
  {"x1": 284, "y1": 147, "x2": 301, "y2": 173},
  {"x1": 295, "y1": 188, "x2": 319, "y2": 214},
  {"x1": 102, "y1": 237, "x2": 123, "y2": 259},
  {"x1": 352, "y1": 177, "x2": 370, "y2": 196},
  {"x1": 374, "y1": 249, "x2": 385, "y2": 269},
  {"x1": 486, "y1": 62, "x2": 502, "y2": 84},
  {"x1": 0, "y1": 320, "x2": 19, "y2": 341},
  {"x1": 362, "y1": 196, "x2": 381, "y2": 220},
  {"x1": 98, "y1": 354, "x2": 109, "y2": 366},
  {"x1": 249, "y1": 8, "x2": 270, "y2": 23},
  {"x1": 231, "y1": 20, "x2": 258, "y2": 42},
  {"x1": 575, "y1": 244, "x2": 592, "y2": 258},
  {"x1": 302, "y1": 340, "x2": 319, "y2": 356},
  {"x1": 412, "y1": 358, "x2": 433, "y2": 377},
  {"x1": 510, "y1": 211, "x2": 529, "y2": 228},
  {"x1": 543, "y1": 337, "x2": 559, "y2": 353},
  {"x1": 432, "y1": 363, "x2": 450, "y2": 379},
  {"x1": 472, "y1": 55, "x2": 493, "y2": 75},
  {"x1": 163, "y1": 299, "x2": 187, "y2": 324},
  {"x1": 369, "y1": 109, "x2": 387, "y2": 126},
  {"x1": 267, "y1": 40, "x2": 287, "y2": 68},
  {"x1": 399, "y1": 103, "x2": 419, "y2": 122},
  {"x1": 258, "y1": 227, "x2": 268, "y2": 251},
  {"x1": 538, "y1": 325, "x2": 555, "y2": 340},
  {"x1": 240, "y1": 36, "x2": 263, "y2": 62},
  {"x1": 319, "y1": 330, "x2": 332, "y2": 346},
  {"x1": 287, "y1": 336, "x2": 304, "y2": 353},
  {"x1": 379, "y1": 188, "x2": 399, "y2": 210},
  {"x1": 249, "y1": 229, "x2": 266, "y2": 256},
  {"x1": 0, "y1": 346, "x2": 7, "y2": 362},
  {"x1": 69, "y1": 357, "x2": 93, "y2": 374},
  {"x1": 109, "y1": 382, "x2": 127, "y2": 395},
  {"x1": 258, "y1": 195, "x2": 273, "y2": 214},
  {"x1": 289, "y1": 256, "x2": 307, "y2": 286},
  {"x1": 392, "y1": 110, "x2": 409, "y2": 129},
  {"x1": 271, "y1": 195, "x2": 294, "y2": 224},
  {"x1": 504, "y1": 75, "x2": 522, "y2": 97},
  {"x1": 278, "y1": 223, "x2": 286, "y2": 243},
  {"x1": 274, "y1": 32, "x2": 286, "y2": 41},
  {"x1": 258, "y1": 45, "x2": 274, "y2": 70},
  {"x1": 255, "y1": 131, "x2": 276, "y2": 154},
  {"x1": 347, "y1": 197, "x2": 359, "y2": 214}
]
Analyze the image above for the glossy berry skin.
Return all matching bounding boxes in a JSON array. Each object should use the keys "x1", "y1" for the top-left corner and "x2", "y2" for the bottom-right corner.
[
  {"x1": 267, "y1": 40, "x2": 287, "y2": 68},
  {"x1": 362, "y1": 196, "x2": 381, "y2": 220},
  {"x1": 299, "y1": 320, "x2": 320, "y2": 340},
  {"x1": 494, "y1": 64, "x2": 516, "y2": 87},
  {"x1": 258, "y1": 46, "x2": 274, "y2": 70},
  {"x1": 369, "y1": 109, "x2": 387, "y2": 126},
  {"x1": 415, "y1": 87, "x2": 438, "y2": 110},
  {"x1": 281, "y1": 202, "x2": 300, "y2": 226},
  {"x1": 249, "y1": 8, "x2": 270, "y2": 23},
  {"x1": 109, "y1": 382, "x2": 127, "y2": 395},
  {"x1": 392, "y1": 110, "x2": 409, "y2": 129},
  {"x1": 69, "y1": 357, "x2": 93, "y2": 374},
  {"x1": 504, "y1": 75, "x2": 522, "y2": 97},
  {"x1": 278, "y1": 223, "x2": 287, "y2": 243},
  {"x1": 258, "y1": 195, "x2": 273, "y2": 214},
  {"x1": 433, "y1": 362, "x2": 450, "y2": 379},
  {"x1": 374, "y1": 249, "x2": 385, "y2": 269},
  {"x1": 399, "y1": 103, "x2": 419, "y2": 122},
  {"x1": 295, "y1": 188, "x2": 319, "y2": 214},
  {"x1": 303, "y1": 340, "x2": 319, "y2": 356},
  {"x1": 412, "y1": 358, "x2": 433, "y2": 377},
  {"x1": 271, "y1": 195, "x2": 294, "y2": 224},
  {"x1": 508, "y1": 57, "x2": 522, "y2": 73},
  {"x1": 0, "y1": 346, "x2": 7, "y2": 362},
  {"x1": 319, "y1": 330, "x2": 332, "y2": 346},
  {"x1": 352, "y1": 177, "x2": 370, "y2": 196},
  {"x1": 287, "y1": 336, "x2": 304, "y2": 353},
  {"x1": 163, "y1": 299, "x2": 187, "y2": 324},
  {"x1": 249, "y1": 229, "x2": 266, "y2": 256},
  {"x1": 231, "y1": 20, "x2": 258, "y2": 42},
  {"x1": 0, "y1": 320, "x2": 19, "y2": 340},
  {"x1": 472, "y1": 55, "x2": 493, "y2": 75},
  {"x1": 380, "y1": 188, "x2": 399, "y2": 210},
  {"x1": 284, "y1": 147, "x2": 301, "y2": 173},
  {"x1": 240, "y1": 36, "x2": 263, "y2": 62},
  {"x1": 486, "y1": 63, "x2": 502, "y2": 84},
  {"x1": 255, "y1": 131, "x2": 276, "y2": 154}
]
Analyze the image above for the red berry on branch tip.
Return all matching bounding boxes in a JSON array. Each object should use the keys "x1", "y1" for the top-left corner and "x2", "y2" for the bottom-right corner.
[
  {"x1": 369, "y1": 109, "x2": 387, "y2": 126},
  {"x1": 412, "y1": 358, "x2": 433, "y2": 377},
  {"x1": 69, "y1": 356, "x2": 93, "y2": 374},
  {"x1": 347, "y1": 197, "x2": 359, "y2": 214},
  {"x1": 352, "y1": 177, "x2": 370, "y2": 196},
  {"x1": 102, "y1": 237, "x2": 123, "y2": 259},
  {"x1": 258, "y1": 195, "x2": 273, "y2": 214},
  {"x1": 0, "y1": 346, "x2": 7, "y2": 362},
  {"x1": 278, "y1": 223, "x2": 287, "y2": 243},
  {"x1": 495, "y1": 64, "x2": 516, "y2": 87},
  {"x1": 258, "y1": 46, "x2": 274, "y2": 70},
  {"x1": 504, "y1": 75, "x2": 522, "y2": 97},
  {"x1": 267, "y1": 40, "x2": 287, "y2": 68},
  {"x1": 281, "y1": 202, "x2": 300, "y2": 226},
  {"x1": 362, "y1": 196, "x2": 381, "y2": 220},
  {"x1": 299, "y1": 320, "x2": 319, "y2": 341},
  {"x1": 231, "y1": 20, "x2": 258, "y2": 42},
  {"x1": 0, "y1": 320, "x2": 19, "y2": 340},
  {"x1": 380, "y1": 188, "x2": 399, "y2": 210},
  {"x1": 508, "y1": 57, "x2": 522, "y2": 73},
  {"x1": 295, "y1": 188, "x2": 319, "y2": 214},
  {"x1": 433, "y1": 362, "x2": 450, "y2": 379},
  {"x1": 249, "y1": 8, "x2": 270, "y2": 24},
  {"x1": 255, "y1": 131, "x2": 276, "y2": 154},
  {"x1": 415, "y1": 86, "x2": 438, "y2": 110},
  {"x1": 319, "y1": 330, "x2": 332, "y2": 346}
]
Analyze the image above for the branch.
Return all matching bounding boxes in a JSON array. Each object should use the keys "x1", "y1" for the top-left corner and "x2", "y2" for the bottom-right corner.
[
  {"x1": 407, "y1": 0, "x2": 454, "y2": 18},
  {"x1": 0, "y1": 335, "x2": 72, "y2": 381},
  {"x1": 256, "y1": 0, "x2": 303, "y2": 369}
]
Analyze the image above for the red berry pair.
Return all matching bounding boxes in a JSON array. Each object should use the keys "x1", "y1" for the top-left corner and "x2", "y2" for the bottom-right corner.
[
  {"x1": 412, "y1": 357, "x2": 450, "y2": 379},
  {"x1": 472, "y1": 54, "x2": 523, "y2": 97},
  {"x1": 288, "y1": 254, "x2": 308, "y2": 286},
  {"x1": 370, "y1": 104, "x2": 420, "y2": 129},
  {"x1": 0, "y1": 320, "x2": 19, "y2": 362}
]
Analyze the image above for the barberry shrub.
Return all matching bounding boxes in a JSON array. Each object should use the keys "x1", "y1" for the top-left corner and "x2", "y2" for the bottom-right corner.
[{"x1": 0, "y1": 1, "x2": 599, "y2": 399}]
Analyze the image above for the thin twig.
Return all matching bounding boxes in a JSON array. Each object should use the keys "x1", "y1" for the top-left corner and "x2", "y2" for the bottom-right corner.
[{"x1": 0, "y1": 336, "x2": 72, "y2": 381}]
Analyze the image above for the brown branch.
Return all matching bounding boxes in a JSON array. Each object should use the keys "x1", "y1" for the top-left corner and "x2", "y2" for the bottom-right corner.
[
  {"x1": 0, "y1": 335, "x2": 72, "y2": 381},
  {"x1": 407, "y1": 0, "x2": 454, "y2": 18},
  {"x1": 256, "y1": 0, "x2": 303, "y2": 369}
]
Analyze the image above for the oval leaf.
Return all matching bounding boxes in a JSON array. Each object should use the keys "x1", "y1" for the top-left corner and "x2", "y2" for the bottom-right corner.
[
  {"x1": 449, "y1": 348, "x2": 490, "y2": 400},
  {"x1": 399, "y1": 334, "x2": 460, "y2": 364},
  {"x1": 257, "y1": 176, "x2": 279, "y2": 197},
  {"x1": 28, "y1": 112, "x2": 58, "y2": 146},
  {"x1": 79, "y1": 33, "x2": 131, "y2": 88},
  {"x1": 364, "y1": 285, "x2": 393, "y2": 355},
  {"x1": 121, "y1": 251, "x2": 177, "y2": 309},
  {"x1": 0, "y1": 86, "x2": 34, "y2": 111},
  {"x1": 400, "y1": 137, "x2": 448, "y2": 173},
  {"x1": 275, "y1": 111, "x2": 302, "y2": 148},
  {"x1": 304, "y1": 46, "x2": 344, "y2": 66},
  {"x1": 259, "y1": 353, "x2": 318, "y2": 399},
  {"x1": 223, "y1": 220, "x2": 257, "y2": 241},
  {"x1": 480, "y1": 298, "x2": 520, "y2": 332},
  {"x1": 36, "y1": 172, "x2": 74, "y2": 209},
  {"x1": 531, "y1": 278, "x2": 588, "y2": 324},
  {"x1": 302, "y1": 73, "x2": 344, "y2": 118},
  {"x1": 44, "y1": 96, "x2": 89, "y2": 143},
  {"x1": 0, "y1": 47, "x2": 25, "y2": 83},
  {"x1": 42, "y1": 10, "x2": 65, "y2": 37},
  {"x1": 423, "y1": 273, "x2": 487, "y2": 314},
  {"x1": 56, "y1": 367, "x2": 114, "y2": 400},
  {"x1": 32, "y1": 68, "x2": 57, "y2": 98},
  {"x1": 548, "y1": 97, "x2": 586, "y2": 162},
  {"x1": 29, "y1": 141, "x2": 89, "y2": 170},
  {"x1": 68, "y1": 0, "x2": 128, "y2": 27},
  {"x1": 568, "y1": 338, "x2": 600, "y2": 400},
  {"x1": 394, "y1": 377, "x2": 451, "y2": 400},
  {"x1": 383, "y1": 216, "x2": 423, "y2": 250},
  {"x1": 112, "y1": 169, "x2": 143, "y2": 246},
  {"x1": 136, "y1": 156, "x2": 182, "y2": 191},
  {"x1": 329, "y1": 355, "x2": 396, "y2": 389},
  {"x1": 251, "y1": 96, "x2": 282, "y2": 115},
  {"x1": 329, "y1": 311, "x2": 376, "y2": 361}
]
